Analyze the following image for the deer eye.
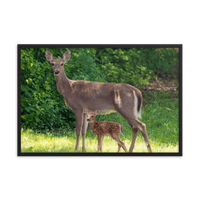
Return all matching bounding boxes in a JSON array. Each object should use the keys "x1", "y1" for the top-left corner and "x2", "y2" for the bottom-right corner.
[
  {"x1": 52, "y1": 63, "x2": 54, "y2": 66},
  {"x1": 91, "y1": 116, "x2": 94, "y2": 118},
  {"x1": 61, "y1": 63, "x2": 63, "y2": 66}
]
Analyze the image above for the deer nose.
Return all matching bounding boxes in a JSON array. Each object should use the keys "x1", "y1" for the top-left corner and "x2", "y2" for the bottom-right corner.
[
  {"x1": 54, "y1": 69, "x2": 60, "y2": 74},
  {"x1": 87, "y1": 119, "x2": 90, "y2": 121}
]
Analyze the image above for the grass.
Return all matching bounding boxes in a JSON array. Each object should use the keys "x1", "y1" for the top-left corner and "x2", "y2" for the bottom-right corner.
[{"x1": 21, "y1": 98, "x2": 179, "y2": 153}]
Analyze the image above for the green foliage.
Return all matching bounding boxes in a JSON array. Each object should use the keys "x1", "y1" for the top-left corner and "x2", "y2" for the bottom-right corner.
[
  {"x1": 137, "y1": 48, "x2": 179, "y2": 72},
  {"x1": 96, "y1": 48, "x2": 178, "y2": 88}
]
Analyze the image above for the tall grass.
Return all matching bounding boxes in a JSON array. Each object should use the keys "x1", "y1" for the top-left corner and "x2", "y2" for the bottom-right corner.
[{"x1": 21, "y1": 98, "x2": 179, "y2": 153}]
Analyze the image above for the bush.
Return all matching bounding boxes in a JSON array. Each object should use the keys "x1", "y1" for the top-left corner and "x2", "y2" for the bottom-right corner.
[{"x1": 96, "y1": 48, "x2": 178, "y2": 88}]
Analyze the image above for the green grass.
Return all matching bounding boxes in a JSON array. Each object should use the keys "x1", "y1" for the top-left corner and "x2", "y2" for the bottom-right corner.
[{"x1": 21, "y1": 98, "x2": 179, "y2": 153}]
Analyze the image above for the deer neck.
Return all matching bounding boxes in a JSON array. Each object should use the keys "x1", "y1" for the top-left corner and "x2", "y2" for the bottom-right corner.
[
  {"x1": 89, "y1": 120, "x2": 98, "y2": 130},
  {"x1": 54, "y1": 69, "x2": 72, "y2": 97}
]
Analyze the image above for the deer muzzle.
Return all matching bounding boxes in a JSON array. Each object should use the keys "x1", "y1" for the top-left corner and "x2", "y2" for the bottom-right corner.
[{"x1": 54, "y1": 69, "x2": 60, "y2": 74}]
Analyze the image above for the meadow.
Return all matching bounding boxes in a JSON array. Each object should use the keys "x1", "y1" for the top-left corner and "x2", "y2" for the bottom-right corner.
[{"x1": 21, "y1": 98, "x2": 179, "y2": 153}]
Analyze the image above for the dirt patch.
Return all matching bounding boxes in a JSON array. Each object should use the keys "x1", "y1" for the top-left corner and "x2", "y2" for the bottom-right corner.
[
  {"x1": 143, "y1": 78, "x2": 178, "y2": 91},
  {"x1": 141, "y1": 61, "x2": 179, "y2": 106},
  {"x1": 143, "y1": 61, "x2": 179, "y2": 92},
  {"x1": 156, "y1": 48, "x2": 179, "y2": 52}
]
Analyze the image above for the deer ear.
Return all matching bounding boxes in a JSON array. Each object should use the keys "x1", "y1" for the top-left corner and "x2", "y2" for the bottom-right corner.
[
  {"x1": 84, "y1": 108, "x2": 89, "y2": 113},
  {"x1": 45, "y1": 50, "x2": 54, "y2": 62},
  {"x1": 62, "y1": 50, "x2": 71, "y2": 62},
  {"x1": 95, "y1": 110, "x2": 101, "y2": 115}
]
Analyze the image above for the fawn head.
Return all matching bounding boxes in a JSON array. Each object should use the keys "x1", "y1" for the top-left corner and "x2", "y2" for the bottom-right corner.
[
  {"x1": 85, "y1": 110, "x2": 101, "y2": 123},
  {"x1": 45, "y1": 50, "x2": 71, "y2": 76}
]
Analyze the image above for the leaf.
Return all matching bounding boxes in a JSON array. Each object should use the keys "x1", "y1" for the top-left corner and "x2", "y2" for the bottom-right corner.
[
  {"x1": 21, "y1": 114, "x2": 29, "y2": 119},
  {"x1": 25, "y1": 107, "x2": 31, "y2": 112},
  {"x1": 35, "y1": 116, "x2": 40, "y2": 122}
]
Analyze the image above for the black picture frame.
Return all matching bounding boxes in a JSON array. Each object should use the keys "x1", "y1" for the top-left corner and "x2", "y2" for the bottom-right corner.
[{"x1": 18, "y1": 44, "x2": 182, "y2": 156}]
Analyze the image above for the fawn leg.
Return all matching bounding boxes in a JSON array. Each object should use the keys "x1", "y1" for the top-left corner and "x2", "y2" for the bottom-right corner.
[
  {"x1": 100, "y1": 135, "x2": 104, "y2": 152},
  {"x1": 119, "y1": 140, "x2": 128, "y2": 152},
  {"x1": 112, "y1": 135, "x2": 127, "y2": 152},
  {"x1": 97, "y1": 135, "x2": 102, "y2": 153},
  {"x1": 118, "y1": 144, "x2": 121, "y2": 152}
]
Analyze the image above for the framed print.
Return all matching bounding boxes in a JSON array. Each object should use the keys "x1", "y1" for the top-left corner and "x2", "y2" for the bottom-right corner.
[{"x1": 18, "y1": 44, "x2": 182, "y2": 156}]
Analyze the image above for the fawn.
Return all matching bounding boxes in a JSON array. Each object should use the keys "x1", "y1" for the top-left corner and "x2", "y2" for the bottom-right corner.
[{"x1": 85, "y1": 110, "x2": 127, "y2": 153}]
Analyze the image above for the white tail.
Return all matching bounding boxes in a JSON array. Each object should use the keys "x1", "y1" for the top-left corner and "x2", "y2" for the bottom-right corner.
[
  {"x1": 133, "y1": 90, "x2": 142, "y2": 118},
  {"x1": 119, "y1": 124, "x2": 124, "y2": 136}
]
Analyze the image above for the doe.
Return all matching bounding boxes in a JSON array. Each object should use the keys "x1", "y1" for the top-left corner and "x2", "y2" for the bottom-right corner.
[
  {"x1": 86, "y1": 110, "x2": 127, "y2": 153},
  {"x1": 45, "y1": 49, "x2": 152, "y2": 153}
]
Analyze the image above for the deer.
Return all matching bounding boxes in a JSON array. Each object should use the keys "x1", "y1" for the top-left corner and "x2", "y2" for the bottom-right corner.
[
  {"x1": 45, "y1": 49, "x2": 152, "y2": 153},
  {"x1": 85, "y1": 109, "x2": 127, "y2": 152}
]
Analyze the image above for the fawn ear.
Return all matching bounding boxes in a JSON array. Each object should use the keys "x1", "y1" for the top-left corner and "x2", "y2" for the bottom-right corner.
[
  {"x1": 95, "y1": 110, "x2": 101, "y2": 115},
  {"x1": 45, "y1": 50, "x2": 54, "y2": 62},
  {"x1": 84, "y1": 108, "x2": 89, "y2": 113},
  {"x1": 62, "y1": 50, "x2": 71, "y2": 62}
]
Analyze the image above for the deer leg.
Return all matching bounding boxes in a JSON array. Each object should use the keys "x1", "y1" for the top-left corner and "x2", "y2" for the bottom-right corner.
[
  {"x1": 100, "y1": 135, "x2": 104, "y2": 152},
  {"x1": 81, "y1": 113, "x2": 88, "y2": 152},
  {"x1": 129, "y1": 127, "x2": 139, "y2": 153},
  {"x1": 120, "y1": 141, "x2": 127, "y2": 152},
  {"x1": 117, "y1": 133, "x2": 121, "y2": 152},
  {"x1": 118, "y1": 140, "x2": 127, "y2": 152},
  {"x1": 118, "y1": 144, "x2": 121, "y2": 152},
  {"x1": 74, "y1": 111, "x2": 83, "y2": 152},
  {"x1": 112, "y1": 135, "x2": 127, "y2": 152},
  {"x1": 131, "y1": 119, "x2": 152, "y2": 152},
  {"x1": 97, "y1": 135, "x2": 102, "y2": 153},
  {"x1": 114, "y1": 107, "x2": 152, "y2": 152}
]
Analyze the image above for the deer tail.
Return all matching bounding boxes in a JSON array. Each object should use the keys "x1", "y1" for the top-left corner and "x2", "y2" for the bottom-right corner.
[
  {"x1": 133, "y1": 89, "x2": 142, "y2": 118},
  {"x1": 119, "y1": 124, "x2": 124, "y2": 136}
]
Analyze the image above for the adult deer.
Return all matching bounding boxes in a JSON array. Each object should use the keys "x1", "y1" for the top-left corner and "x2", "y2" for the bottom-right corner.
[{"x1": 45, "y1": 49, "x2": 152, "y2": 152}]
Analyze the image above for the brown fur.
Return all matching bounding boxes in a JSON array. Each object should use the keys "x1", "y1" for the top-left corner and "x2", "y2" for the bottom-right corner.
[
  {"x1": 45, "y1": 50, "x2": 152, "y2": 153},
  {"x1": 86, "y1": 110, "x2": 127, "y2": 152}
]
